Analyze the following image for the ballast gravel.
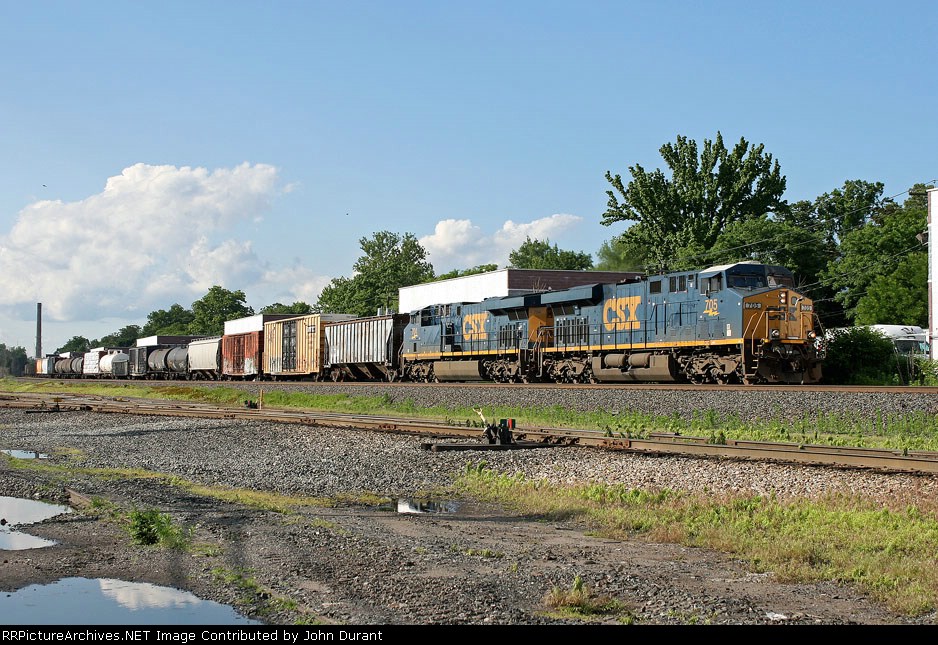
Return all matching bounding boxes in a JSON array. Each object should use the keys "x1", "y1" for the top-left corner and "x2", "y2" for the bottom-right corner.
[{"x1": 1, "y1": 401, "x2": 936, "y2": 626}]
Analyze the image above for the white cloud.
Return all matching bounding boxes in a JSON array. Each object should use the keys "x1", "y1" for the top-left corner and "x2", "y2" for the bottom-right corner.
[
  {"x1": 254, "y1": 264, "x2": 333, "y2": 309},
  {"x1": 0, "y1": 162, "x2": 325, "y2": 326},
  {"x1": 420, "y1": 213, "x2": 585, "y2": 272}
]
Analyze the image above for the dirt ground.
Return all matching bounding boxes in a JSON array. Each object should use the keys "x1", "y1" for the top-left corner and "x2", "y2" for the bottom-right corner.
[{"x1": 0, "y1": 462, "x2": 927, "y2": 627}]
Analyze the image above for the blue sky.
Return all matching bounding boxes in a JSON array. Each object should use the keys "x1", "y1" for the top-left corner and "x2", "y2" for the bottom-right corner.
[{"x1": 1, "y1": 1, "x2": 935, "y2": 353}]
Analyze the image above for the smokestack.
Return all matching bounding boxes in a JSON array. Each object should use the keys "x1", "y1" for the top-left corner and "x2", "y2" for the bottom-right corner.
[{"x1": 36, "y1": 302, "x2": 42, "y2": 359}]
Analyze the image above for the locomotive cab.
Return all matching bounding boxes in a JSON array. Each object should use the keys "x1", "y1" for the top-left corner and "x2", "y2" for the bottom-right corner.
[{"x1": 706, "y1": 262, "x2": 822, "y2": 384}]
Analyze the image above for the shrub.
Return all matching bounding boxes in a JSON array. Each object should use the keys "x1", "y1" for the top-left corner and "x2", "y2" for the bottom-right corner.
[{"x1": 822, "y1": 327, "x2": 900, "y2": 385}]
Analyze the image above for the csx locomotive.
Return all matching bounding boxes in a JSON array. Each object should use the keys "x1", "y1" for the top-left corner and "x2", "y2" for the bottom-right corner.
[
  {"x1": 36, "y1": 261, "x2": 822, "y2": 385},
  {"x1": 400, "y1": 260, "x2": 822, "y2": 385}
]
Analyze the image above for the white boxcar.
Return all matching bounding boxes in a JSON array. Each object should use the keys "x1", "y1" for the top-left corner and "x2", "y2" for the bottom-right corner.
[
  {"x1": 82, "y1": 349, "x2": 108, "y2": 376},
  {"x1": 187, "y1": 337, "x2": 222, "y2": 379}
]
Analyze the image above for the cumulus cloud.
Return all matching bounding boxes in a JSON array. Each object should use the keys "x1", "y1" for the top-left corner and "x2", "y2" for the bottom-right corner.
[
  {"x1": 419, "y1": 213, "x2": 584, "y2": 272},
  {"x1": 0, "y1": 163, "x2": 330, "y2": 325}
]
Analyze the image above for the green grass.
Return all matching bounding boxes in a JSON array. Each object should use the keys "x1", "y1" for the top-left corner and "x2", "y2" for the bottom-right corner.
[
  {"x1": 543, "y1": 575, "x2": 631, "y2": 621},
  {"x1": 127, "y1": 507, "x2": 189, "y2": 548},
  {"x1": 210, "y1": 566, "x2": 323, "y2": 623},
  {"x1": 455, "y1": 462, "x2": 938, "y2": 616}
]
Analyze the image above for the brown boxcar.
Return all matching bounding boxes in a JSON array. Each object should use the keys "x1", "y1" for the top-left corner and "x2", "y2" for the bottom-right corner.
[
  {"x1": 263, "y1": 314, "x2": 355, "y2": 380},
  {"x1": 222, "y1": 331, "x2": 263, "y2": 380}
]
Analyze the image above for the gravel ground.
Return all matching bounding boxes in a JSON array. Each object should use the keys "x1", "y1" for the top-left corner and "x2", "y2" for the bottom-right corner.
[{"x1": 1, "y1": 399, "x2": 937, "y2": 626}]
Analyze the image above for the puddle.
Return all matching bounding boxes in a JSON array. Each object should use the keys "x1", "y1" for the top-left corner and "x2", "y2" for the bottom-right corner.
[
  {"x1": 0, "y1": 577, "x2": 262, "y2": 624},
  {"x1": 1, "y1": 450, "x2": 48, "y2": 459},
  {"x1": 395, "y1": 498, "x2": 460, "y2": 515},
  {"x1": 0, "y1": 495, "x2": 72, "y2": 550}
]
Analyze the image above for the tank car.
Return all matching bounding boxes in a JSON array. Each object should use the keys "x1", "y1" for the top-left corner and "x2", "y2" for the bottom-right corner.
[
  {"x1": 400, "y1": 261, "x2": 822, "y2": 385},
  {"x1": 99, "y1": 350, "x2": 130, "y2": 378}
]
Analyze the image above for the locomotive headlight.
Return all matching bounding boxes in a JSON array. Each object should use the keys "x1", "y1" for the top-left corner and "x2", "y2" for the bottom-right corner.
[
  {"x1": 779, "y1": 290, "x2": 788, "y2": 305},
  {"x1": 770, "y1": 329, "x2": 781, "y2": 339},
  {"x1": 807, "y1": 330, "x2": 817, "y2": 340}
]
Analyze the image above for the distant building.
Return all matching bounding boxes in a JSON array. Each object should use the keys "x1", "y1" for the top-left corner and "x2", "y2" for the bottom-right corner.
[{"x1": 398, "y1": 268, "x2": 643, "y2": 313}]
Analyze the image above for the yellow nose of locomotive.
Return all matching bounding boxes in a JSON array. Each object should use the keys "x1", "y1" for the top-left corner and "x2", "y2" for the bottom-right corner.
[{"x1": 742, "y1": 288, "x2": 815, "y2": 342}]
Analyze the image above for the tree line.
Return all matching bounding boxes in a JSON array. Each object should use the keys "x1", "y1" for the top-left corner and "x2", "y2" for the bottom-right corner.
[{"x1": 2, "y1": 131, "x2": 931, "y2": 372}]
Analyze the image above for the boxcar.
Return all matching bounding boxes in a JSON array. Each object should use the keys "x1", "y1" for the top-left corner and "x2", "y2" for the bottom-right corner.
[
  {"x1": 222, "y1": 314, "x2": 297, "y2": 380},
  {"x1": 82, "y1": 349, "x2": 109, "y2": 377},
  {"x1": 222, "y1": 332, "x2": 263, "y2": 379},
  {"x1": 263, "y1": 314, "x2": 356, "y2": 380},
  {"x1": 35, "y1": 356, "x2": 55, "y2": 376}
]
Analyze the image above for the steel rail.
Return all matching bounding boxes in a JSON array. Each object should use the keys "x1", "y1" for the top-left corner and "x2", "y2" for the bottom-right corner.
[{"x1": 2, "y1": 392, "x2": 937, "y2": 475}]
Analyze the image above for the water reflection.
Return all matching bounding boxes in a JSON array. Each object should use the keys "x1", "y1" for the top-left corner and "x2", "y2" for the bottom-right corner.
[
  {"x1": 1, "y1": 450, "x2": 48, "y2": 459},
  {"x1": 0, "y1": 495, "x2": 72, "y2": 550},
  {"x1": 396, "y1": 499, "x2": 460, "y2": 514},
  {"x1": 0, "y1": 577, "x2": 262, "y2": 624}
]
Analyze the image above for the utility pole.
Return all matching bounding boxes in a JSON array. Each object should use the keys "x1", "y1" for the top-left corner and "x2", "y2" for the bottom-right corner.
[{"x1": 929, "y1": 189, "x2": 937, "y2": 360}]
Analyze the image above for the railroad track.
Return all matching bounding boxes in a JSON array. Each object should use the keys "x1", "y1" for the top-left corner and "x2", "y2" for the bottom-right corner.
[
  {"x1": 2, "y1": 391, "x2": 937, "y2": 475},
  {"x1": 13, "y1": 376, "x2": 938, "y2": 394}
]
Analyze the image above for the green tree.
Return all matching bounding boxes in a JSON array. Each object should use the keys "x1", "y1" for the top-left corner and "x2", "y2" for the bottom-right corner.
[
  {"x1": 602, "y1": 132, "x2": 787, "y2": 270},
  {"x1": 853, "y1": 248, "x2": 928, "y2": 327},
  {"x1": 593, "y1": 238, "x2": 648, "y2": 271},
  {"x1": 812, "y1": 179, "x2": 889, "y2": 244},
  {"x1": 508, "y1": 237, "x2": 593, "y2": 270},
  {"x1": 97, "y1": 325, "x2": 142, "y2": 349},
  {"x1": 57, "y1": 336, "x2": 92, "y2": 354},
  {"x1": 708, "y1": 216, "x2": 828, "y2": 280},
  {"x1": 316, "y1": 231, "x2": 434, "y2": 316},
  {"x1": 0, "y1": 343, "x2": 28, "y2": 376},
  {"x1": 142, "y1": 304, "x2": 195, "y2": 336},
  {"x1": 820, "y1": 184, "x2": 929, "y2": 326},
  {"x1": 259, "y1": 301, "x2": 314, "y2": 315},
  {"x1": 432, "y1": 264, "x2": 499, "y2": 281},
  {"x1": 314, "y1": 276, "x2": 363, "y2": 315},
  {"x1": 188, "y1": 286, "x2": 254, "y2": 336}
]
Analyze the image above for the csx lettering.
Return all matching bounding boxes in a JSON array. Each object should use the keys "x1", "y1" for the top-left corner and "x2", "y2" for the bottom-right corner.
[
  {"x1": 703, "y1": 298, "x2": 719, "y2": 316},
  {"x1": 462, "y1": 313, "x2": 489, "y2": 341},
  {"x1": 603, "y1": 296, "x2": 641, "y2": 332}
]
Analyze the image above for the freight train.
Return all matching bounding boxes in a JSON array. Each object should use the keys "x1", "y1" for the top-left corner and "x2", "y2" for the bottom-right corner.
[{"x1": 33, "y1": 261, "x2": 823, "y2": 385}]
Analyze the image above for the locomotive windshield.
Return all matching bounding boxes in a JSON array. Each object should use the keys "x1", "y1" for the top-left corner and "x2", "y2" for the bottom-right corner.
[{"x1": 724, "y1": 265, "x2": 795, "y2": 290}]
